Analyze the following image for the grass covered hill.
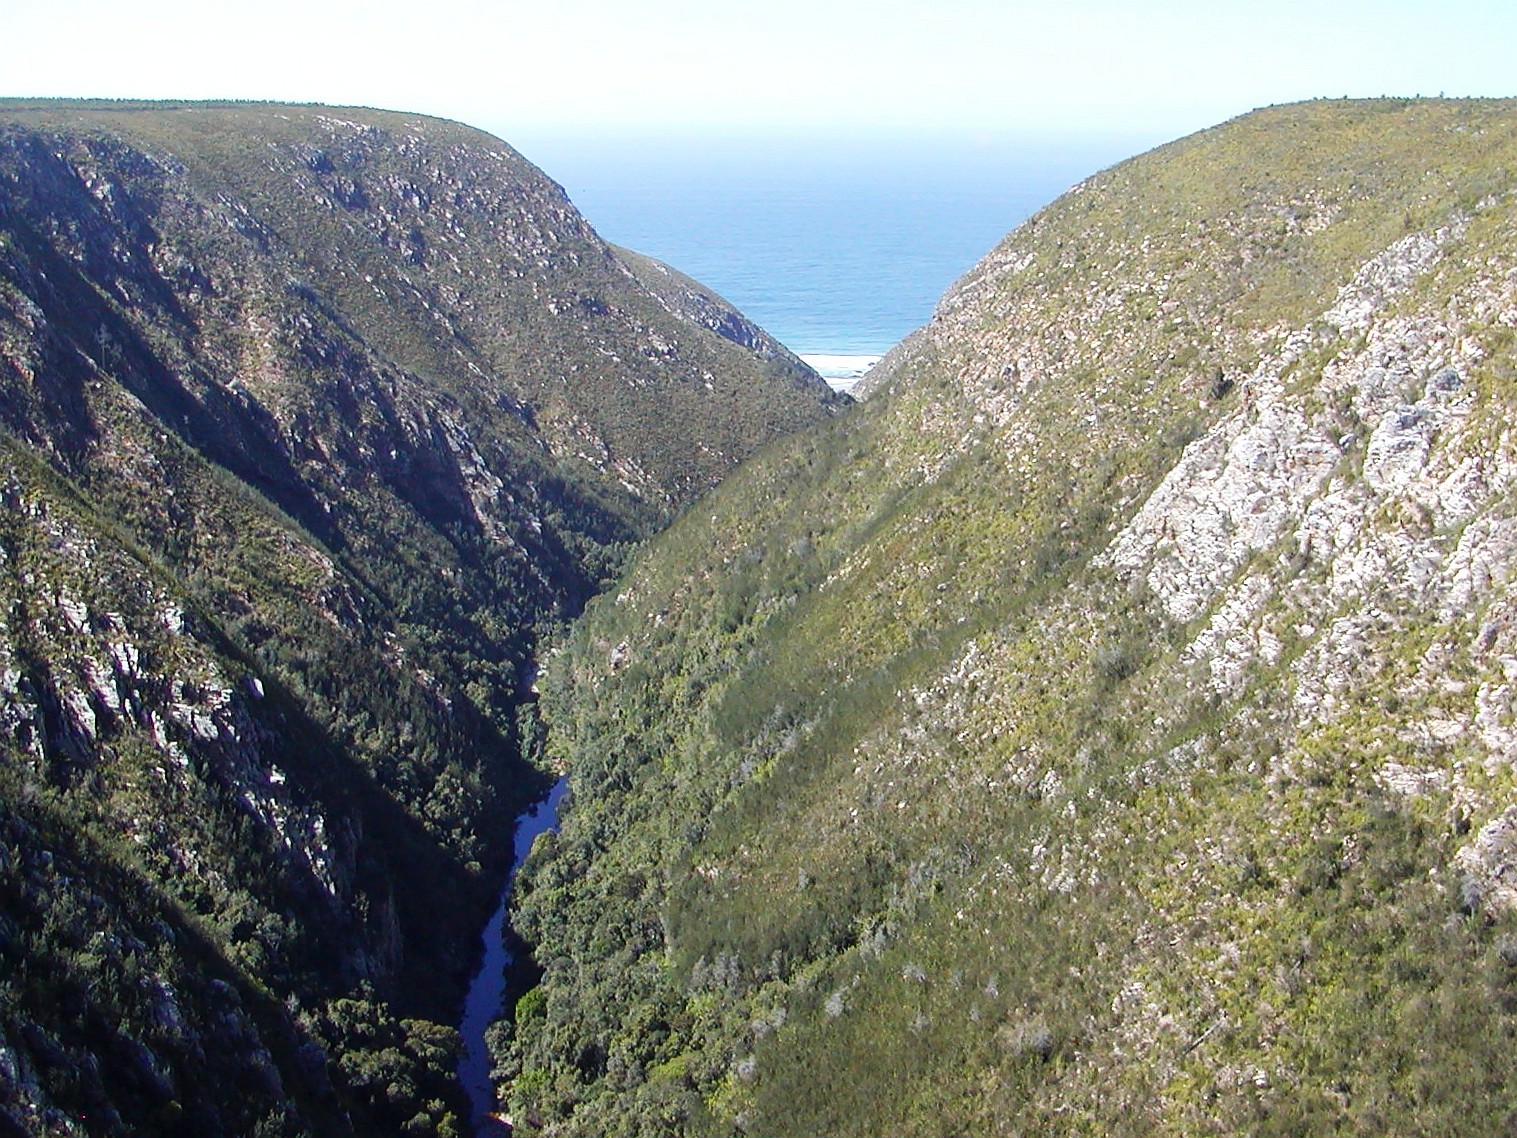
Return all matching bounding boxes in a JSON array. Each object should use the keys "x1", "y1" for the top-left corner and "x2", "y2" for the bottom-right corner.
[
  {"x1": 0, "y1": 100, "x2": 840, "y2": 1136},
  {"x1": 502, "y1": 98, "x2": 1517, "y2": 1136}
]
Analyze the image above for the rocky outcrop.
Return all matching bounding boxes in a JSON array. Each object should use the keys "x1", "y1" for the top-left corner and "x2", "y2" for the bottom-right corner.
[{"x1": 502, "y1": 99, "x2": 1517, "y2": 1137}]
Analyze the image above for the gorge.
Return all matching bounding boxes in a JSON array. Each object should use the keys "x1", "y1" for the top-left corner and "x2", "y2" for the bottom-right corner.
[
  {"x1": 7, "y1": 95, "x2": 1517, "y2": 1138},
  {"x1": 457, "y1": 777, "x2": 567, "y2": 1134},
  {"x1": 0, "y1": 99, "x2": 839, "y2": 1136},
  {"x1": 500, "y1": 97, "x2": 1517, "y2": 1136}
]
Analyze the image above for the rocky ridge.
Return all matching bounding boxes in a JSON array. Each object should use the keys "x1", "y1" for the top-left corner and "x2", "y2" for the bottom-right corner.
[
  {"x1": 0, "y1": 100, "x2": 840, "y2": 1136},
  {"x1": 501, "y1": 99, "x2": 1517, "y2": 1136}
]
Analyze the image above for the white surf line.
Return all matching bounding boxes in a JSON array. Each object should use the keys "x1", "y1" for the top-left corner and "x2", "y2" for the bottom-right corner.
[{"x1": 800, "y1": 354, "x2": 883, "y2": 391}]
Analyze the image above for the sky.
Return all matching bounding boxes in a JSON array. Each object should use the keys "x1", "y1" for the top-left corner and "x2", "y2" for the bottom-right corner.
[{"x1": 3, "y1": 0, "x2": 1515, "y2": 147}]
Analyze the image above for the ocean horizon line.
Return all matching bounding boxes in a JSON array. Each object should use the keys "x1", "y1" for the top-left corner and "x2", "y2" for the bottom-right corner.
[{"x1": 528, "y1": 135, "x2": 1149, "y2": 389}]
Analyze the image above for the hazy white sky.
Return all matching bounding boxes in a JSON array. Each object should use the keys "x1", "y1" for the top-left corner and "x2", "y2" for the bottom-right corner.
[{"x1": 3, "y1": 0, "x2": 1513, "y2": 144}]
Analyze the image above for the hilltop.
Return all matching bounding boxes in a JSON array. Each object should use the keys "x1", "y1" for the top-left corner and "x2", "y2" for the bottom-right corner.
[
  {"x1": 502, "y1": 98, "x2": 1517, "y2": 1135},
  {"x1": 0, "y1": 100, "x2": 840, "y2": 1136}
]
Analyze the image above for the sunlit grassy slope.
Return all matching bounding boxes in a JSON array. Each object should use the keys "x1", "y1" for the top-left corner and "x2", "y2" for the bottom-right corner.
[{"x1": 505, "y1": 99, "x2": 1517, "y2": 1136}]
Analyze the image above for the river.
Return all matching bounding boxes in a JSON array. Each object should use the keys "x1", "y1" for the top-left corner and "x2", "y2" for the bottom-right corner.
[{"x1": 457, "y1": 776, "x2": 570, "y2": 1135}]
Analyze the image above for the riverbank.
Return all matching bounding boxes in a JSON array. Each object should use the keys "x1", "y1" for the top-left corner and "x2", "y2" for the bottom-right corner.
[{"x1": 458, "y1": 777, "x2": 571, "y2": 1135}]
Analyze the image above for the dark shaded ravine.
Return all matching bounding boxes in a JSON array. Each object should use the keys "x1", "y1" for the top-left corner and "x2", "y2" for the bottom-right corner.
[{"x1": 458, "y1": 777, "x2": 570, "y2": 1135}]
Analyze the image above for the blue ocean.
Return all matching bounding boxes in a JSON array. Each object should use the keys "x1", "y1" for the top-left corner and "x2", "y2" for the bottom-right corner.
[{"x1": 512, "y1": 131, "x2": 1152, "y2": 385}]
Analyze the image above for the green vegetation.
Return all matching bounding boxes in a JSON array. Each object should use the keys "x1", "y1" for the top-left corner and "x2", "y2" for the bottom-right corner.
[
  {"x1": 12, "y1": 92, "x2": 1517, "y2": 1138},
  {"x1": 503, "y1": 99, "x2": 1517, "y2": 1135},
  {"x1": 0, "y1": 101, "x2": 838, "y2": 1134}
]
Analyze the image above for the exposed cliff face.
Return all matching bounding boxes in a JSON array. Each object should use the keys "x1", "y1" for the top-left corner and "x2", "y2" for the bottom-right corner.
[
  {"x1": 0, "y1": 101, "x2": 840, "y2": 1136},
  {"x1": 505, "y1": 99, "x2": 1517, "y2": 1136},
  {"x1": 0, "y1": 101, "x2": 840, "y2": 509}
]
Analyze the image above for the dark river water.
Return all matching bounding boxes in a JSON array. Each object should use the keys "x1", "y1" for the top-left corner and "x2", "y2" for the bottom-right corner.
[{"x1": 457, "y1": 776, "x2": 569, "y2": 1134}]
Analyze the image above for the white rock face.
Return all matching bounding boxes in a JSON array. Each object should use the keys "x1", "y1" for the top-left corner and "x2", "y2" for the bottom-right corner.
[
  {"x1": 1104, "y1": 396, "x2": 1340, "y2": 624},
  {"x1": 1457, "y1": 808, "x2": 1517, "y2": 914},
  {"x1": 1183, "y1": 573, "x2": 1276, "y2": 695},
  {"x1": 2, "y1": 489, "x2": 354, "y2": 911},
  {"x1": 1322, "y1": 227, "x2": 1459, "y2": 332},
  {"x1": 1091, "y1": 217, "x2": 1517, "y2": 913}
]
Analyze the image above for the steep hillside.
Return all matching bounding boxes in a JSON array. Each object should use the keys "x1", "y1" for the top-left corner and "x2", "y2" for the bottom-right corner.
[
  {"x1": 0, "y1": 100, "x2": 840, "y2": 1136},
  {"x1": 504, "y1": 99, "x2": 1517, "y2": 1136}
]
